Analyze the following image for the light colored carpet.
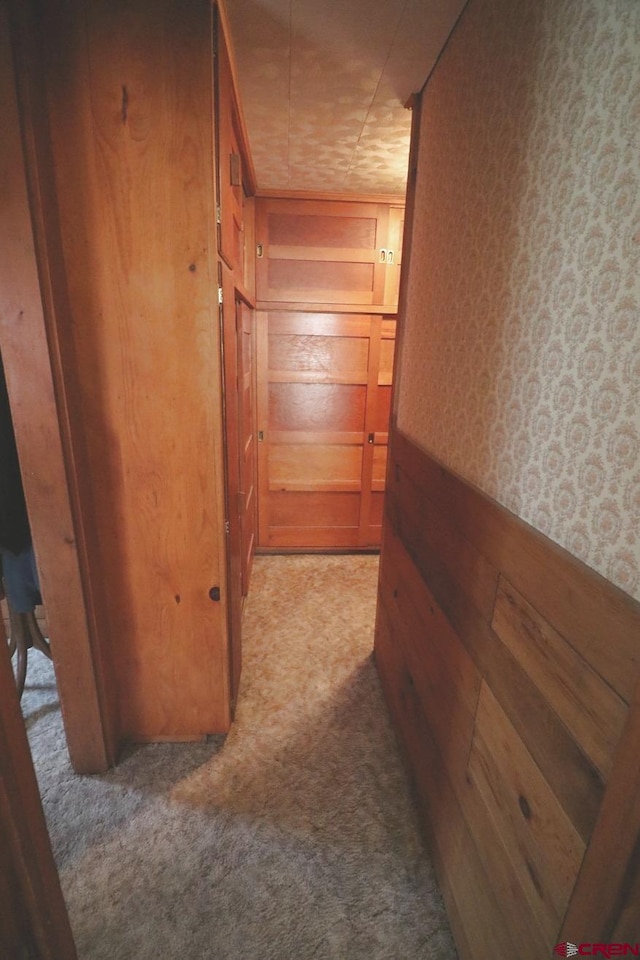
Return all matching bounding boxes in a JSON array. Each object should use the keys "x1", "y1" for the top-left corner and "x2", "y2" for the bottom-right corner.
[{"x1": 22, "y1": 554, "x2": 456, "y2": 960}]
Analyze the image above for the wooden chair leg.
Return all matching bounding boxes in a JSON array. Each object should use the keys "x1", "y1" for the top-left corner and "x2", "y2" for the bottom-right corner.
[
  {"x1": 25, "y1": 612, "x2": 51, "y2": 661},
  {"x1": 7, "y1": 605, "x2": 29, "y2": 700}
]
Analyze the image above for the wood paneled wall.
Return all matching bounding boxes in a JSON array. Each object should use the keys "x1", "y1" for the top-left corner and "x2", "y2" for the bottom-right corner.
[{"x1": 375, "y1": 427, "x2": 640, "y2": 957}]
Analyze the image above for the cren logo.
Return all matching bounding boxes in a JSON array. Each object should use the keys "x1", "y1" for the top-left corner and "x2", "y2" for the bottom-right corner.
[{"x1": 553, "y1": 946, "x2": 640, "y2": 957}]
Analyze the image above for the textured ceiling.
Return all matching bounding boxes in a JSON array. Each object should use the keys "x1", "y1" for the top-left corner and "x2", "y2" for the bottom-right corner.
[{"x1": 224, "y1": 0, "x2": 466, "y2": 196}]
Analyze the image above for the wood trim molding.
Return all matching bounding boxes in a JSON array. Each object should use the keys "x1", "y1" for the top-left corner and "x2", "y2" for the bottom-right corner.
[
  {"x1": 255, "y1": 300, "x2": 397, "y2": 316},
  {"x1": 255, "y1": 188, "x2": 406, "y2": 205},
  {"x1": 0, "y1": 619, "x2": 77, "y2": 959},
  {"x1": 215, "y1": 0, "x2": 258, "y2": 195},
  {"x1": 390, "y1": 90, "x2": 421, "y2": 428}
]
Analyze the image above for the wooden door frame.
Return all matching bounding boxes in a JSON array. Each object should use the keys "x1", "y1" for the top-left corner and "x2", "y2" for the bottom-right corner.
[
  {"x1": 0, "y1": 0, "x2": 114, "y2": 773},
  {"x1": 0, "y1": 617, "x2": 77, "y2": 960}
]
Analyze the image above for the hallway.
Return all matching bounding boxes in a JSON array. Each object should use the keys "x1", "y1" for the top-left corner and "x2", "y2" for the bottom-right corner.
[{"x1": 24, "y1": 555, "x2": 455, "y2": 960}]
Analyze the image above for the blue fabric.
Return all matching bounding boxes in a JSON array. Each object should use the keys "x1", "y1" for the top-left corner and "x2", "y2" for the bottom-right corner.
[{"x1": 1, "y1": 543, "x2": 41, "y2": 613}]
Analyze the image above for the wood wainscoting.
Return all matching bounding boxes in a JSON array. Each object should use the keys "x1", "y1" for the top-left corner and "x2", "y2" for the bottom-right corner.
[{"x1": 374, "y1": 427, "x2": 640, "y2": 958}]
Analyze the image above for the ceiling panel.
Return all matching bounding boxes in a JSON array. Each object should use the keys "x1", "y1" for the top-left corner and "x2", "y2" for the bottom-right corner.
[{"x1": 225, "y1": 0, "x2": 466, "y2": 196}]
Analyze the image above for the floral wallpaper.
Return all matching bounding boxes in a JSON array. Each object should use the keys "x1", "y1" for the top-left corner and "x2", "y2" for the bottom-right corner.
[{"x1": 396, "y1": 0, "x2": 640, "y2": 601}]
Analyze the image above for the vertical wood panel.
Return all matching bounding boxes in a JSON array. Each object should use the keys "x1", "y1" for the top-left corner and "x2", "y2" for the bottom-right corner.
[{"x1": 40, "y1": 0, "x2": 230, "y2": 740}]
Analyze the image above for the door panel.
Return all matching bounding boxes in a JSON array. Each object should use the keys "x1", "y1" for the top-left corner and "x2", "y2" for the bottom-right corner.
[
  {"x1": 256, "y1": 199, "x2": 390, "y2": 307},
  {"x1": 270, "y1": 383, "x2": 367, "y2": 432}
]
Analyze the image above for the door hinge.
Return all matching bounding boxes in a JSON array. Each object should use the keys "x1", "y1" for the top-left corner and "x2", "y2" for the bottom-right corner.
[
  {"x1": 218, "y1": 286, "x2": 224, "y2": 305},
  {"x1": 256, "y1": 243, "x2": 264, "y2": 258},
  {"x1": 224, "y1": 519, "x2": 230, "y2": 535},
  {"x1": 216, "y1": 203, "x2": 221, "y2": 224}
]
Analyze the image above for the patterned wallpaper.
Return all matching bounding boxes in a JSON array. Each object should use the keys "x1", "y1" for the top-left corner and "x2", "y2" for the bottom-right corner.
[{"x1": 396, "y1": 0, "x2": 640, "y2": 601}]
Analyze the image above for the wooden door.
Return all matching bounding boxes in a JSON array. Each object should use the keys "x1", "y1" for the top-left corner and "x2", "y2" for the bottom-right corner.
[
  {"x1": 220, "y1": 262, "x2": 257, "y2": 705},
  {"x1": 256, "y1": 311, "x2": 395, "y2": 549},
  {"x1": 0, "y1": 620, "x2": 77, "y2": 960},
  {"x1": 237, "y1": 299, "x2": 257, "y2": 595},
  {"x1": 255, "y1": 199, "x2": 391, "y2": 309},
  {"x1": 382, "y1": 206, "x2": 404, "y2": 307},
  {"x1": 362, "y1": 317, "x2": 396, "y2": 545},
  {"x1": 220, "y1": 263, "x2": 242, "y2": 708},
  {"x1": 215, "y1": 10, "x2": 245, "y2": 276}
]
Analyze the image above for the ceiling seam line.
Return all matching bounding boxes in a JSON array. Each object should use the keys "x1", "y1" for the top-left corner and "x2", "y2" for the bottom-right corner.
[{"x1": 343, "y1": 0, "x2": 410, "y2": 185}]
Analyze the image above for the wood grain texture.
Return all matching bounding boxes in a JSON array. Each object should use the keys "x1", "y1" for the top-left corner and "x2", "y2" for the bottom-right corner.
[
  {"x1": 561, "y1": 688, "x2": 640, "y2": 941},
  {"x1": 256, "y1": 299, "x2": 396, "y2": 316},
  {"x1": 392, "y1": 430, "x2": 640, "y2": 704},
  {"x1": 374, "y1": 599, "x2": 524, "y2": 960},
  {"x1": 220, "y1": 262, "x2": 243, "y2": 710},
  {"x1": 375, "y1": 427, "x2": 640, "y2": 959},
  {"x1": 39, "y1": 0, "x2": 231, "y2": 739},
  {"x1": 468, "y1": 683, "x2": 585, "y2": 934},
  {"x1": 0, "y1": 617, "x2": 77, "y2": 959},
  {"x1": 492, "y1": 577, "x2": 627, "y2": 779},
  {"x1": 216, "y1": 11, "x2": 245, "y2": 275}
]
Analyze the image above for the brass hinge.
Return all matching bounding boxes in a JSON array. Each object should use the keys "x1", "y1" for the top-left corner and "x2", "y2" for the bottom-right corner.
[
  {"x1": 216, "y1": 203, "x2": 221, "y2": 224},
  {"x1": 218, "y1": 286, "x2": 223, "y2": 305},
  {"x1": 224, "y1": 519, "x2": 230, "y2": 535}
]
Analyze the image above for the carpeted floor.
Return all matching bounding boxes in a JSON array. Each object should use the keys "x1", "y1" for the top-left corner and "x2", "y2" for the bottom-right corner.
[{"x1": 22, "y1": 554, "x2": 456, "y2": 960}]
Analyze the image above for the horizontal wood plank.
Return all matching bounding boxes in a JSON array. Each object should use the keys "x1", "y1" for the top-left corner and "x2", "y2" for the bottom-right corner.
[
  {"x1": 269, "y1": 430, "x2": 364, "y2": 445},
  {"x1": 268, "y1": 491, "x2": 361, "y2": 527},
  {"x1": 268, "y1": 245, "x2": 378, "y2": 263},
  {"x1": 269, "y1": 383, "x2": 366, "y2": 432},
  {"x1": 265, "y1": 527, "x2": 361, "y2": 548},
  {"x1": 391, "y1": 429, "x2": 640, "y2": 704},
  {"x1": 256, "y1": 300, "x2": 394, "y2": 315},
  {"x1": 268, "y1": 371, "x2": 369, "y2": 385},
  {"x1": 269, "y1": 444, "x2": 363, "y2": 489},
  {"x1": 265, "y1": 312, "x2": 375, "y2": 337},
  {"x1": 492, "y1": 577, "x2": 627, "y2": 780}
]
